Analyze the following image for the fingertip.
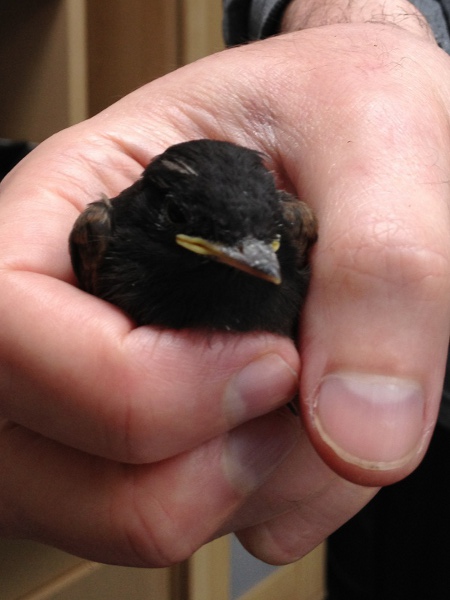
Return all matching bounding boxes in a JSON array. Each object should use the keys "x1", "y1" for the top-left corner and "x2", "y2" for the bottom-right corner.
[
  {"x1": 222, "y1": 411, "x2": 299, "y2": 495},
  {"x1": 223, "y1": 353, "x2": 299, "y2": 425},
  {"x1": 115, "y1": 329, "x2": 300, "y2": 462}
]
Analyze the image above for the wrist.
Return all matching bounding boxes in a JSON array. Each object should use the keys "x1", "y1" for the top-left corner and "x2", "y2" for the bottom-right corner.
[{"x1": 280, "y1": 0, "x2": 435, "y2": 42}]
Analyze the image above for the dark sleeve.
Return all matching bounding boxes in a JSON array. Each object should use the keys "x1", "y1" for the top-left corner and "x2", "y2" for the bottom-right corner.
[
  {"x1": 223, "y1": 0, "x2": 450, "y2": 52},
  {"x1": 412, "y1": 0, "x2": 450, "y2": 52},
  {"x1": 223, "y1": 0, "x2": 292, "y2": 45}
]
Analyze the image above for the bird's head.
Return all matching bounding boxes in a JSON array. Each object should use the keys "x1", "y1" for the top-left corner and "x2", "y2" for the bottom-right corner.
[{"x1": 143, "y1": 140, "x2": 285, "y2": 285}]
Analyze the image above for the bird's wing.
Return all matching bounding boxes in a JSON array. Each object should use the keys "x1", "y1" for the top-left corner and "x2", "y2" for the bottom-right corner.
[
  {"x1": 69, "y1": 196, "x2": 114, "y2": 294},
  {"x1": 278, "y1": 191, "x2": 318, "y2": 268}
]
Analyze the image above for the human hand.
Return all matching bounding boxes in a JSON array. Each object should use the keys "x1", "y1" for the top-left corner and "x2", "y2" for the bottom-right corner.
[{"x1": 1, "y1": 1, "x2": 450, "y2": 567}]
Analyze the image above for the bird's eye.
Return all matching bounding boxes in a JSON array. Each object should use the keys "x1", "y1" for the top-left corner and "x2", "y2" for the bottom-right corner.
[{"x1": 166, "y1": 198, "x2": 188, "y2": 225}]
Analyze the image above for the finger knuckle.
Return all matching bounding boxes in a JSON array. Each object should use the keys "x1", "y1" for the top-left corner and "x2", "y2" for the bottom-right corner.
[{"x1": 113, "y1": 487, "x2": 198, "y2": 567}]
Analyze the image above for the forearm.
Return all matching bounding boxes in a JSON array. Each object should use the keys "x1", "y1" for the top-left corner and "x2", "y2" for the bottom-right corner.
[
  {"x1": 282, "y1": 0, "x2": 450, "y2": 52},
  {"x1": 223, "y1": 0, "x2": 450, "y2": 51},
  {"x1": 281, "y1": 0, "x2": 434, "y2": 39}
]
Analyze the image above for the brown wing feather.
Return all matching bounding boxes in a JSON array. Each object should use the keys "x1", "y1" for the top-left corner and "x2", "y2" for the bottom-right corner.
[
  {"x1": 69, "y1": 197, "x2": 113, "y2": 294},
  {"x1": 278, "y1": 191, "x2": 318, "y2": 267}
]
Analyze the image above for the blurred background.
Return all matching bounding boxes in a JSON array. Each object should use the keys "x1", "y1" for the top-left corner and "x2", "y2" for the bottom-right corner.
[{"x1": 0, "y1": 0, "x2": 223, "y2": 142}]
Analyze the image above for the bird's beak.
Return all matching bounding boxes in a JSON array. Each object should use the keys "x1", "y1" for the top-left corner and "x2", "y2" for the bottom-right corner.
[{"x1": 176, "y1": 234, "x2": 282, "y2": 284}]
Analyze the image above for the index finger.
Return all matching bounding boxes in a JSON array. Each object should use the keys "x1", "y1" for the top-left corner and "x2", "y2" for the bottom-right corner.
[{"x1": 0, "y1": 266, "x2": 299, "y2": 462}]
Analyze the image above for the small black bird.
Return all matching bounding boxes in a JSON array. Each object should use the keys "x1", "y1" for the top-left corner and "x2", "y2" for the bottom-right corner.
[{"x1": 69, "y1": 140, "x2": 317, "y2": 336}]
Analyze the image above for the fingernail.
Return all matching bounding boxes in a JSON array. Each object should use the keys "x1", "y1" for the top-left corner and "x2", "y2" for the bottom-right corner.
[
  {"x1": 223, "y1": 414, "x2": 298, "y2": 494},
  {"x1": 223, "y1": 354, "x2": 298, "y2": 425},
  {"x1": 313, "y1": 373, "x2": 425, "y2": 469}
]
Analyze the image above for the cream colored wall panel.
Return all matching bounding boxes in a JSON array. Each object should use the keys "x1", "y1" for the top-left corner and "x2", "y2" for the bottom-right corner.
[
  {"x1": 86, "y1": 0, "x2": 180, "y2": 116},
  {"x1": 188, "y1": 537, "x2": 230, "y2": 600},
  {"x1": 0, "y1": 0, "x2": 87, "y2": 142},
  {"x1": 238, "y1": 544, "x2": 326, "y2": 600},
  {"x1": 39, "y1": 564, "x2": 171, "y2": 600},
  {"x1": 0, "y1": 539, "x2": 84, "y2": 599},
  {"x1": 181, "y1": 0, "x2": 224, "y2": 63}
]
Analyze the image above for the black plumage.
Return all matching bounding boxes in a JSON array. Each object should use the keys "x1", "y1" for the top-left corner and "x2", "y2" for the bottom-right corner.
[{"x1": 69, "y1": 140, "x2": 317, "y2": 336}]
